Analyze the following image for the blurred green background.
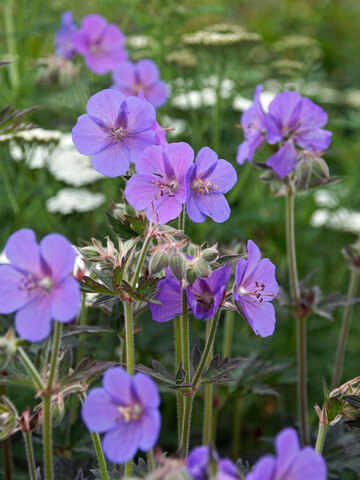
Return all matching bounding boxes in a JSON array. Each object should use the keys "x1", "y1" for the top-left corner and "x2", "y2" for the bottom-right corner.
[{"x1": 1, "y1": 0, "x2": 360, "y2": 478}]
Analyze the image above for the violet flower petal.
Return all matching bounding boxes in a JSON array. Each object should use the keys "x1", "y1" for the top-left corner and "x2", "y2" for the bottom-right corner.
[
  {"x1": 15, "y1": 294, "x2": 52, "y2": 342},
  {"x1": 72, "y1": 114, "x2": 112, "y2": 156},
  {"x1": 137, "y1": 59, "x2": 160, "y2": 86},
  {"x1": 149, "y1": 277, "x2": 182, "y2": 322},
  {"x1": 274, "y1": 427, "x2": 300, "y2": 478},
  {"x1": 245, "y1": 455, "x2": 276, "y2": 480},
  {"x1": 87, "y1": 89, "x2": 126, "y2": 128},
  {"x1": 195, "y1": 193, "x2": 231, "y2": 223},
  {"x1": 39, "y1": 233, "x2": 76, "y2": 282},
  {"x1": 0, "y1": 265, "x2": 33, "y2": 314},
  {"x1": 132, "y1": 373, "x2": 160, "y2": 408},
  {"x1": 240, "y1": 297, "x2": 276, "y2": 337},
  {"x1": 138, "y1": 409, "x2": 161, "y2": 451},
  {"x1": 4, "y1": 229, "x2": 42, "y2": 277},
  {"x1": 103, "y1": 367, "x2": 132, "y2": 405},
  {"x1": 81, "y1": 388, "x2": 120, "y2": 433},
  {"x1": 102, "y1": 418, "x2": 142, "y2": 464},
  {"x1": 50, "y1": 277, "x2": 80, "y2": 322},
  {"x1": 91, "y1": 143, "x2": 131, "y2": 177},
  {"x1": 266, "y1": 139, "x2": 298, "y2": 177}
]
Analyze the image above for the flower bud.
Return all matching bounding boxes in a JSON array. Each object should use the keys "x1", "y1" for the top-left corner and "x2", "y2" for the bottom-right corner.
[
  {"x1": 125, "y1": 202, "x2": 137, "y2": 217},
  {"x1": 149, "y1": 250, "x2": 168, "y2": 275},
  {"x1": 193, "y1": 259, "x2": 212, "y2": 279},
  {"x1": 168, "y1": 253, "x2": 187, "y2": 280},
  {"x1": 0, "y1": 395, "x2": 18, "y2": 440},
  {"x1": 201, "y1": 247, "x2": 219, "y2": 263},
  {"x1": 186, "y1": 268, "x2": 197, "y2": 286},
  {"x1": 0, "y1": 328, "x2": 17, "y2": 369},
  {"x1": 51, "y1": 397, "x2": 65, "y2": 427}
]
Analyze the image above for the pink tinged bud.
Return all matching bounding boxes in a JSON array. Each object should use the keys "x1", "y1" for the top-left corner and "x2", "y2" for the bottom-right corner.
[
  {"x1": 201, "y1": 247, "x2": 219, "y2": 263},
  {"x1": 149, "y1": 250, "x2": 168, "y2": 275},
  {"x1": 193, "y1": 259, "x2": 212, "y2": 279}
]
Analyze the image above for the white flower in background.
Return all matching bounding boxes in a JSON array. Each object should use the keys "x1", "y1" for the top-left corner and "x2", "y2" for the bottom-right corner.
[
  {"x1": 0, "y1": 251, "x2": 9, "y2": 264},
  {"x1": 126, "y1": 35, "x2": 153, "y2": 49},
  {"x1": 314, "y1": 189, "x2": 339, "y2": 208},
  {"x1": 48, "y1": 133, "x2": 103, "y2": 186},
  {"x1": 46, "y1": 188, "x2": 105, "y2": 215},
  {"x1": 161, "y1": 115, "x2": 187, "y2": 137},
  {"x1": 171, "y1": 90, "x2": 203, "y2": 109},
  {"x1": 9, "y1": 141, "x2": 23, "y2": 161},
  {"x1": 310, "y1": 209, "x2": 331, "y2": 228}
]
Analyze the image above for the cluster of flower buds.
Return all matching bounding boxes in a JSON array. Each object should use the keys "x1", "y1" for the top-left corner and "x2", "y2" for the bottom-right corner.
[
  {"x1": 315, "y1": 376, "x2": 360, "y2": 427},
  {"x1": 149, "y1": 238, "x2": 220, "y2": 286},
  {"x1": 0, "y1": 396, "x2": 18, "y2": 440},
  {"x1": 79, "y1": 235, "x2": 138, "y2": 270},
  {"x1": 19, "y1": 407, "x2": 41, "y2": 434}
]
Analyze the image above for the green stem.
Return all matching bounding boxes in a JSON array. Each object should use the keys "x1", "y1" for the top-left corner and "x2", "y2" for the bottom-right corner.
[
  {"x1": 174, "y1": 316, "x2": 184, "y2": 446},
  {"x1": 23, "y1": 431, "x2": 36, "y2": 480},
  {"x1": 181, "y1": 309, "x2": 221, "y2": 455},
  {"x1": 315, "y1": 423, "x2": 328, "y2": 455},
  {"x1": 132, "y1": 234, "x2": 151, "y2": 290},
  {"x1": 222, "y1": 310, "x2": 234, "y2": 358},
  {"x1": 286, "y1": 192, "x2": 309, "y2": 445},
  {"x1": 80, "y1": 393, "x2": 109, "y2": 480},
  {"x1": 47, "y1": 322, "x2": 62, "y2": 390},
  {"x1": 3, "y1": 0, "x2": 19, "y2": 90},
  {"x1": 203, "y1": 321, "x2": 214, "y2": 445},
  {"x1": 331, "y1": 269, "x2": 359, "y2": 390},
  {"x1": 181, "y1": 395, "x2": 193, "y2": 457},
  {"x1": 181, "y1": 289, "x2": 190, "y2": 382},
  {"x1": 192, "y1": 310, "x2": 220, "y2": 390},
  {"x1": 178, "y1": 205, "x2": 186, "y2": 232},
  {"x1": 18, "y1": 347, "x2": 45, "y2": 391},
  {"x1": 147, "y1": 449, "x2": 155, "y2": 472},
  {"x1": 43, "y1": 322, "x2": 62, "y2": 480},
  {"x1": 124, "y1": 300, "x2": 135, "y2": 474},
  {"x1": 231, "y1": 398, "x2": 242, "y2": 460}
]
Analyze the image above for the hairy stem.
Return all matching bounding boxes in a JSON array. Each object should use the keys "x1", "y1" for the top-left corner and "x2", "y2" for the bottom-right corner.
[
  {"x1": 181, "y1": 309, "x2": 221, "y2": 455},
  {"x1": 1, "y1": 386, "x2": 13, "y2": 480},
  {"x1": 124, "y1": 300, "x2": 135, "y2": 474},
  {"x1": 3, "y1": 0, "x2": 19, "y2": 90},
  {"x1": 332, "y1": 269, "x2": 359, "y2": 389},
  {"x1": 132, "y1": 234, "x2": 151, "y2": 290},
  {"x1": 181, "y1": 289, "x2": 190, "y2": 382},
  {"x1": 203, "y1": 321, "x2": 214, "y2": 445},
  {"x1": 147, "y1": 449, "x2": 155, "y2": 472},
  {"x1": 80, "y1": 393, "x2": 109, "y2": 480},
  {"x1": 315, "y1": 423, "x2": 328, "y2": 455},
  {"x1": 23, "y1": 431, "x2": 36, "y2": 480},
  {"x1": 286, "y1": 192, "x2": 309, "y2": 445},
  {"x1": 43, "y1": 322, "x2": 62, "y2": 480},
  {"x1": 18, "y1": 347, "x2": 45, "y2": 391},
  {"x1": 174, "y1": 316, "x2": 184, "y2": 446},
  {"x1": 222, "y1": 310, "x2": 234, "y2": 358}
]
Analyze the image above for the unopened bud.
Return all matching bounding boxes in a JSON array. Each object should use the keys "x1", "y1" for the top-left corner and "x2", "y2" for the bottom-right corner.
[
  {"x1": 125, "y1": 202, "x2": 137, "y2": 216},
  {"x1": 193, "y1": 259, "x2": 212, "y2": 279},
  {"x1": 51, "y1": 397, "x2": 65, "y2": 427},
  {"x1": 201, "y1": 247, "x2": 219, "y2": 263},
  {"x1": 186, "y1": 268, "x2": 197, "y2": 285},
  {"x1": 149, "y1": 250, "x2": 168, "y2": 275},
  {"x1": 0, "y1": 328, "x2": 17, "y2": 369},
  {"x1": 169, "y1": 253, "x2": 187, "y2": 280},
  {"x1": 0, "y1": 395, "x2": 18, "y2": 440}
]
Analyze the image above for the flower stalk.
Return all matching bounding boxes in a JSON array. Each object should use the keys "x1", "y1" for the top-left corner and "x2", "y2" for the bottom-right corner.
[
  {"x1": 23, "y1": 431, "x2": 36, "y2": 480},
  {"x1": 315, "y1": 423, "x2": 328, "y2": 455},
  {"x1": 286, "y1": 190, "x2": 309, "y2": 445}
]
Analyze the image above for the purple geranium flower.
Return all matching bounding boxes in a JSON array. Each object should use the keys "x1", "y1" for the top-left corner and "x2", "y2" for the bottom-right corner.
[
  {"x1": 186, "y1": 147, "x2": 237, "y2": 224},
  {"x1": 245, "y1": 428, "x2": 327, "y2": 480},
  {"x1": 236, "y1": 85, "x2": 266, "y2": 165},
  {"x1": 186, "y1": 265, "x2": 231, "y2": 320},
  {"x1": 112, "y1": 59, "x2": 168, "y2": 108},
  {"x1": 54, "y1": 11, "x2": 77, "y2": 60},
  {"x1": 125, "y1": 142, "x2": 194, "y2": 224},
  {"x1": 81, "y1": 367, "x2": 161, "y2": 464},
  {"x1": 138, "y1": 89, "x2": 168, "y2": 146},
  {"x1": 234, "y1": 240, "x2": 278, "y2": 338},
  {"x1": 73, "y1": 14, "x2": 128, "y2": 74},
  {"x1": 149, "y1": 269, "x2": 182, "y2": 322},
  {"x1": 187, "y1": 446, "x2": 239, "y2": 480},
  {"x1": 72, "y1": 89, "x2": 156, "y2": 177},
  {"x1": 265, "y1": 91, "x2": 332, "y2": 177},
  {"x1": 0, "y1": 229, "x2": 80, "y2": 342}
]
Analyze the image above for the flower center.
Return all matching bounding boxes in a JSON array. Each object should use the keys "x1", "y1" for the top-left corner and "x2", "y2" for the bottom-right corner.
[
  {"x1": 238, "y1": 281, "x2": 274, "y2": 305},
  {"x1": 152, "y1": 175, "x2": 179, "y2": 198},
  {"x1": 192, "y1": 178, "x2": 218, "y2": 195},
  {"x1": 109, "y1": 127, "x2": 126, "y2": 143},
  {"x1": 39, "y1": 277, "x2": 54, "y2": 291},
  {"x1": 117, "y1": 403, "x2": 143, "y2": 422},
  {"x1": 131, "y1": 83, "x2": 145, "y2": 95},
  {"x1": 18, "y1": 274, "x2": 53, "y2": 296},
  {"x1": 90, "y1": 43, "x2": 105, "y2": 57}
]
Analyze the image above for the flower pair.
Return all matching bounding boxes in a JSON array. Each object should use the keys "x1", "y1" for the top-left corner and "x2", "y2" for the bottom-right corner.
[
  {"x1": 151, "y1": 240, "x2": 278, "y2": 338},
  {"x1": 125, "y1": 143, "x2": 237, "y2": 225},
  {"x1": 237, "y1": 85, "x2": 332, "y2": 177}
]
